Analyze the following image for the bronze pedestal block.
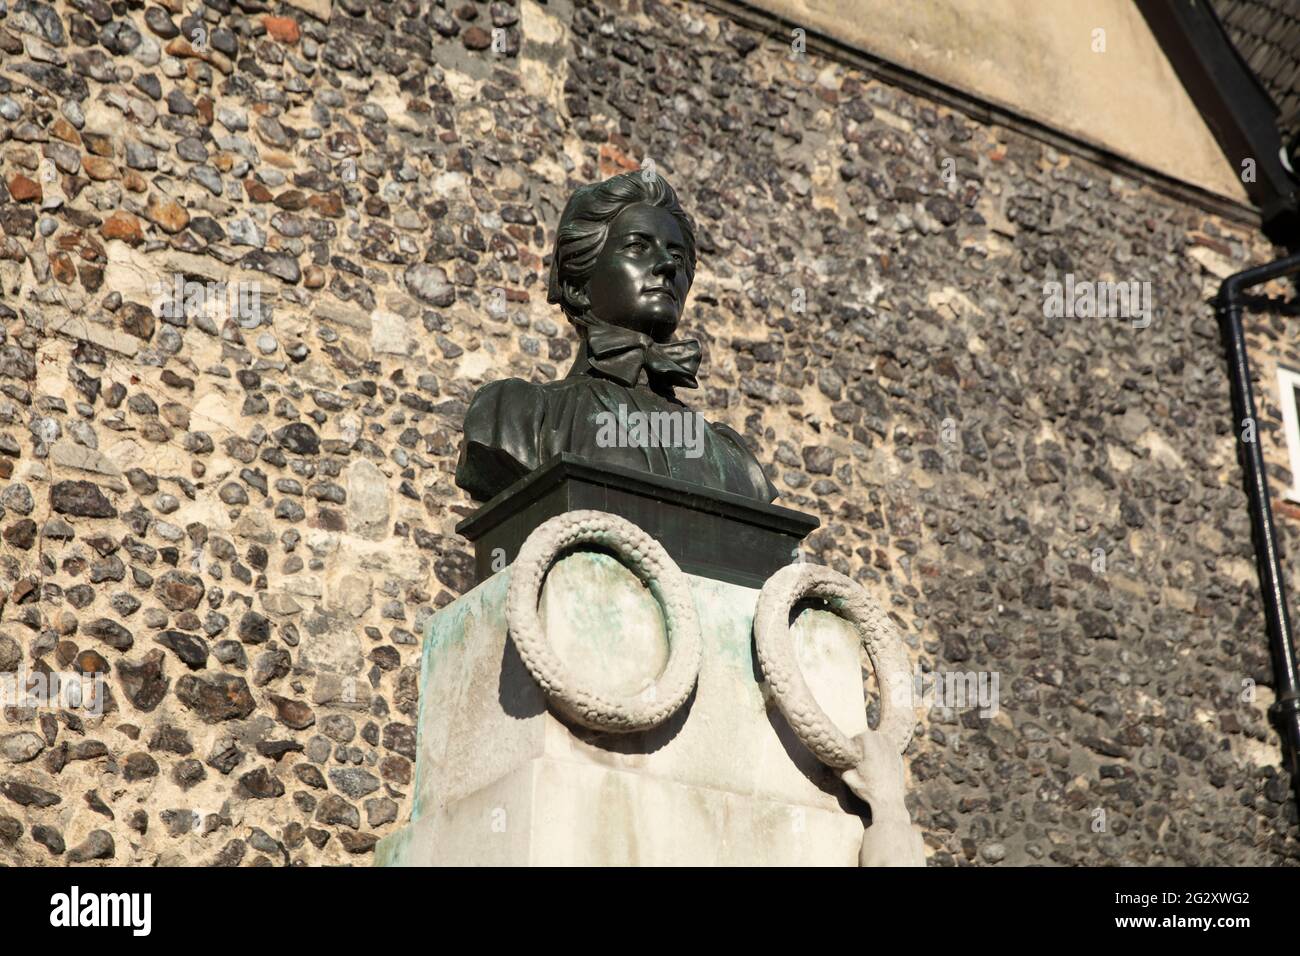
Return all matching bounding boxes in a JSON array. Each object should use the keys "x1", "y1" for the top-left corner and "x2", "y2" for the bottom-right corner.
[{"x1": 456, "y1": 454, "x2": 818, "y2": 589}]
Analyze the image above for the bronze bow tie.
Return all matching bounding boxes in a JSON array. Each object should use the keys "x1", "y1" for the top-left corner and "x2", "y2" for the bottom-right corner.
[{"x1": 585, "y1": 323, "x2": 702, "y2": 390}]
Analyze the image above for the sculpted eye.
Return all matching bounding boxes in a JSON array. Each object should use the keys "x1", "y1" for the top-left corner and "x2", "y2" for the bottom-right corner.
[{"x1": 624, "y1": 237, "x2": 647, "y2": 253}]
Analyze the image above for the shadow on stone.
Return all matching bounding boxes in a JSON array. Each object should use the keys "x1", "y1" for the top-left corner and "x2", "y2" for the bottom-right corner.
[
  {"x1": 565, "y1": 681, "x2": 696, "y2": 757},
  {"x1": 497, "y1": 632, "x2": 546, "y2": 722},
  {"x1": 751, "y1": 627, "x2": 869, "y2": 822},
  {"x1": 499, "y1": 613, "x2": 695, "y2": 754}
]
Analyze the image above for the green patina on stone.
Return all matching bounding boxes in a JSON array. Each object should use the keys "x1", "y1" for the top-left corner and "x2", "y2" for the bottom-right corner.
[
  {"x1": 400, "y1": 560, "x2": 767, "y2": 833},
  {"x1": 690, "y1": 575, "x2": 758, "y2": 669},
  {"x1": 377, "y1": 555, "x2": 875, "y2": 866},
  {"x1": 411, "y1": 569, "x2": 510, "y2": 823},
  {"x1": 540, "y1": 551, "x2": 667, "y2": 695}
]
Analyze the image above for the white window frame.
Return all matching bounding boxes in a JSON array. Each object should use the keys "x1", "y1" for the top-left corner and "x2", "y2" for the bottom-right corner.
[{"x1": 1277, "y1": 365, "x2": 1300, "y2": 504}]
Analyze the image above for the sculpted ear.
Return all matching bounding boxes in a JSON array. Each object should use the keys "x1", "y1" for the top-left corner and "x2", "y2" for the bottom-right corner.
[{"x1": 561, "y1": 279, "x2": 591, "y2": 317}]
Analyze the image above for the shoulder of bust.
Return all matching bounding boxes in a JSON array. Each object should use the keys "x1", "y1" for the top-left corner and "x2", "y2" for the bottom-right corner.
[
  {"x1": 708, "y1": 419, "x2": 751, "y2": 449},
  {"x1": 470, "y1": 376, "x2": 538, "y2": 403},
  {"x1": 707, "y1": 420, "x2": 779, "y2": 502}
]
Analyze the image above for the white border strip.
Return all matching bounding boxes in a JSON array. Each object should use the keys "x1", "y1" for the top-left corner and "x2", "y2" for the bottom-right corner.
[{"x1": 1276, "y1": 365, "x2": 1300, "y2": 504}]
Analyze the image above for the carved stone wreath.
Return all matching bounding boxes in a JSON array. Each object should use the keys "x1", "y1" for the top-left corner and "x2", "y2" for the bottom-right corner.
[
  {"x1": 753, "y1": 562, "x2": 917, "y2": 769},
  {"x1": 506, "y1": 510, "x2": 703, "y2": 733}
]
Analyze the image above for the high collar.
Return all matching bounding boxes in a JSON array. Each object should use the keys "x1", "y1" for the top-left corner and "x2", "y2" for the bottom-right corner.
[{"x1": 563, "y1": 319, "x2": 702, "y2": 399}]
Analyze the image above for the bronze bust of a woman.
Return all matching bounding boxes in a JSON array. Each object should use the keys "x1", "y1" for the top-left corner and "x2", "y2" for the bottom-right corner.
[{"x1": 455, "y1": 171, "x2": 776, "y2": 504}]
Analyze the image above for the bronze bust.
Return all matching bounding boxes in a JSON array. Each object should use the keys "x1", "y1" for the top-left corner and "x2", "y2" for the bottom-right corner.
[{"x1": 455, "y1": 171, "x2": 776, "y2": 504}]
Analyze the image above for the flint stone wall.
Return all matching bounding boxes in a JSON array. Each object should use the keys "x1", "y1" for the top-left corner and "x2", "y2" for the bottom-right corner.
[{"x1": 0, "y1": 0, "x2": 1298, "y2": 865}]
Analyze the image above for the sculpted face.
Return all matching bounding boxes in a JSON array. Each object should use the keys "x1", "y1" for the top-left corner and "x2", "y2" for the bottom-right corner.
[{"x1": 586, "y1": 203, "x2": 691, "y2": 342}]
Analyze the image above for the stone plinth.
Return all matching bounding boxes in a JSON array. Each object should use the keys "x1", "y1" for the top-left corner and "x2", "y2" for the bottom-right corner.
[{"x1": 375, "y1": 552, "x2": 877, "y2": 866}]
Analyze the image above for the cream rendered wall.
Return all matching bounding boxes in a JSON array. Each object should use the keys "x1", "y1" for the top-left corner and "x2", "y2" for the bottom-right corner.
[{"x1": 747, "y1": 0, "x2": 1250, "y2": 202}]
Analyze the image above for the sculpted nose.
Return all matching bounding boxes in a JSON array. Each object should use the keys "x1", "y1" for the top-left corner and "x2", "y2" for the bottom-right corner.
[{"x1": 652, "y1": 247, "x2": 677, "y2": 280}]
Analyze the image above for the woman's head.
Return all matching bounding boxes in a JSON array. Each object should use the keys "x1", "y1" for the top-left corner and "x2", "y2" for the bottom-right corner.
[{"x1": 546, "y1": 171, "x2": 697, "y2": 342}]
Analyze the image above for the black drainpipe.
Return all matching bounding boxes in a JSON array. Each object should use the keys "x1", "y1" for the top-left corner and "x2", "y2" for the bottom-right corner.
[{"x1": 1215, "y1": 252, "x2": 1300, "y2": 782}]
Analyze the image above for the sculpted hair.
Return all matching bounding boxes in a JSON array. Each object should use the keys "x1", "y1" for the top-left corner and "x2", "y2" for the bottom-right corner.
[{"x1": 546, "y1": 171, "x2": 697, "y2": 326}]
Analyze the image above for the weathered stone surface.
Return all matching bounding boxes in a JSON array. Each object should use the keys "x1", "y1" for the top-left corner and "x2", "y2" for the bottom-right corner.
[
  {"x1": 82, "y1": 618, "x2": 133, "y2": 651},
  {"x1": 337, "y1": 831, "x2": 379, "y2": 854},
  {"x1": 143, "y1": 193, "x2": 190, "y2": 233},
  {"x1": 74, "y1": 650, "x2": 110, "y2": 676},
  {"x1": 252, "y1": 647, "x2": 291, "y2": 687},
  {"x1": 117, "y1": 651, "x2": 168, "y2": 712},
  {"x1": 31, "y1": 825, "x2": 64, "y2": 856},
  {"x1": 295, "y1": 763, "x2": 327, "y2": 789},
  {"x1": 242, "y1": 250, "x2": 301, "y2": 284},
  {"x1": 263, "y1": 16, "x2": 301, "y2": 44},
  {"x1": 123, "y1": 752, "x2": 159, "y2": 781},
  {"x1": 381, "y1": 723, "x2": 416, "y2": 761},
  {"x1": 49, "y1": 443, "x2": 123, "y2": 479},
  {"x1": 119, "y1": 302, "x2": 155, "y2": 340},
  {"x1": 299, "y1": 608, "x2": 364, "y2": 676},
  {"x1": 0, "y1": 779, "x2": 60, "y2": 808},
  {"x1": 155, "y1": 630, "x2": 208, "y2": 670},
  {"x1": 150, "y1": 724, "x2": 193, "y2": 756},
  {"x1": 173, "y1": 758, "x2": 206, "y2": 790},
  {"x1": 176, "y1": 674, "x2": 255, "y2": 722},
  {"x1": 0, "y1": 637, "x2": 21, "y2": 673},
  {"x1": 380, "y1": 566, "x2": 871, "y2": 865},
  {"x1": 101, "y1": 211, "x2": 144, "y2": 244},
  {"x1": 1, "y1": 484, "x2": 34, "y2": 515},
  {"x1": 404, "y1": 264, "x2": 455, "y2": 306},
  {"x1": 155, "y1": 571, "x2": 204, "y2": 612},
  {"x1": 7, "y1": 174, "x2": 41, "y2": 203},
  {"x1": 346, "y1": 459, "x2": 389, "y2": 540},
  {"x1": 365, "y1": 797, "x2": 398, "y2": 827},
  {"x1": 67, "y1": 830, "x2": 115, "y2": 862},
  {"x1": 238, "y1": 767, "x2": 285, "y2": 799},
  {"x1": 50, "y1": 480, "x2": 115, "y2": 517},
  {"x1": 315, "y1": 794, "x2": 359, "y2": 829},
  {"x1": 3, "y1": 519, "x2": 36, "y2": 549},
  {"x1": 283, "y1": 0, "x2": 331, "y2": 23},
  {"x1": 237, "y1": 611, "x2": 271, "y2": 645},
  {"x1": 0, "y1": 815, "x2": 22, "y2": 846},
  {"x1": 0, "y1": 0, "x2": 1292, "y2": 871},
  {"x1": 49, "y1": 316, "x2": 140, "y2": 357},
  {"x1": 275, "y1": 422, "x2": 319, "y2": 455},
  {"x1": 268, "y1": 694, "x2": 315, "y2": 730},
  {"x1": 328, "y1": 768, "x2": 380, "y2": 799},
  {"x1": 0, "y1": 733, "x2": 45, "y2": 764}
]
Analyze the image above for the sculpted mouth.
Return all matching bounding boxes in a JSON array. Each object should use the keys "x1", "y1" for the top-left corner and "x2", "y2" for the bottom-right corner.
[{"x1": 642, "y1": 286, "x2": 677, "y2": 303}]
